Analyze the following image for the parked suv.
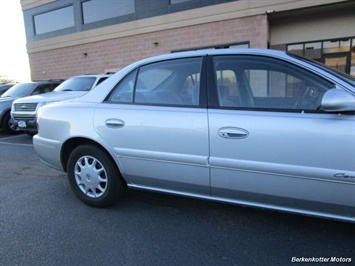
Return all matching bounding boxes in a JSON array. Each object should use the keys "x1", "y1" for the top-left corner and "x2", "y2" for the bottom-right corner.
[
  {"x1": 0, "y1": 83, "x2": 16, "y2": 96},
  {"x1": 0, "y1": 80, "x2": 62, "y2": 134},
  {"x1": 11, "y1": 73, "x2": 113, "y2": 135}
]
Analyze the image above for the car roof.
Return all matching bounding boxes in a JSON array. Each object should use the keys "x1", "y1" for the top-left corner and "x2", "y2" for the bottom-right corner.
[
  {"x1": 0, "y1": 83, "x2": 16, "y2": 87},
  {"x1": 137, "y1": 48, "x2": 288, "y2": 64},
  {"x1": 31, "y1": 80, "x2": 64, "y2": 83},
  {"x1": 79, "y1": 49, "x2": 289, "y2": 101},
  {"x1": 115, "y1": 49, "x2": 291, "y2": 77},
  {"x1": 66, "y1": 73, "x2": 114, "y2": 79}
]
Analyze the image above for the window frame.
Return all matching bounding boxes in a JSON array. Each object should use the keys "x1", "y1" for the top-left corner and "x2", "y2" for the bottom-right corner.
[
  {"x1": 105, "y1": 57, "x2": 207, "y2": 108},
  {"x1": 208, "y1": 55, "x2": 335, "y2": 113},
  {"x1": 81, "y1": 0, "x2": 135, "y2": 24},
  {"x1": 33, "y1": 5, "x2": 75, "y2": 35}
]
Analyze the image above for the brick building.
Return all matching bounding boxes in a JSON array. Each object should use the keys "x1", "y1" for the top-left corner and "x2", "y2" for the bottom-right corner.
[{"x1": 21, "y1": 0, "x2": 355, "y2": 80}]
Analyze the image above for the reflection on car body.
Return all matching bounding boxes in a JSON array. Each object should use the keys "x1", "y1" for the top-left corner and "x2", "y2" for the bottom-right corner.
[{"x1": 33, "y1": 49, "x2": 355, "y2": 222}]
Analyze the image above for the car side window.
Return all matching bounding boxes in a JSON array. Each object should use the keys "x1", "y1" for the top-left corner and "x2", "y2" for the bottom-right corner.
[
  {"x1": 97, "y1": 77, "x2": 108, "y2": 85},
  {"x1": 107, "y1": 70, "x2": 137, "y2": 103},
  {"x1": 107, "y1": 58, "x2": 202, "y2": 106},
  {"x1": 213, "y1": 56, "x2": 335, "y2": 111},
  {"x1": 31, "y1": 84, "x2": 53, "y2": 95}
]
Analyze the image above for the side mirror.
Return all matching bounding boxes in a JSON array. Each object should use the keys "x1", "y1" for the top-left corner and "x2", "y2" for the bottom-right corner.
[{"x1": 321, "y1": 89, "x2": 355, "y2": 112}]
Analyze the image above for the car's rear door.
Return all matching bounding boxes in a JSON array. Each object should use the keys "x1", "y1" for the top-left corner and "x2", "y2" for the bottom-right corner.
[
  {"x1": 94, "y1": 57, "x2": 210, "y2": 196},
  {"x1": 207, "y1": 54, "x2": 355, "y2": 219}
]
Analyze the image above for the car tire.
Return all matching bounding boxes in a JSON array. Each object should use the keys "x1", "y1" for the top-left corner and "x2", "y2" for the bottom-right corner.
[
  {"x1": 67, "y1": 144, "x2": 126, "y2": 207},
  {"x1": 1, "y1": 111, "x2": 17, "y2": 135}
]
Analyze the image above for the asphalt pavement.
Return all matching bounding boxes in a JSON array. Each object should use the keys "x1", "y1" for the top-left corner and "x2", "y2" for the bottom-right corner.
[{"x1": 0, "y1": 131, "x2": 354, "y2": 266}]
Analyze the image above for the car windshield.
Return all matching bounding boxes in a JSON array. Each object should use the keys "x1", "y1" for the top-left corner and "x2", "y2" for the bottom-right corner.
[
  {"x1": 0, "y1": 84, "x2": 14, "y2": 89},
  {"x1": 1, "y1": 83, "x2": 36, "y2": 98},
  {"x1": 54, "y1": 77, "x2": 96, "y2": 92},
  {"x1": 288, "y1": 53, "x2": 355, "y2": 87}
]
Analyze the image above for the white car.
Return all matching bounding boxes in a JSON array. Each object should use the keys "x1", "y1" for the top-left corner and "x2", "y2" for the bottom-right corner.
[
  {"x1": 33, "y1": 49, "x2": 355, "y2": 222},
  {"x1": 1, "y1": 80, "x2": 62, "y2": 134},
  {"x1": 11, "y1": 73, "x2": 113, "y2": 134}
]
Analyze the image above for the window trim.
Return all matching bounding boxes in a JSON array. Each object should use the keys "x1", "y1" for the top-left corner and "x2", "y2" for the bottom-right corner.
[
  {"x1": 207, "y1": 54, "x2": 335, "y2": 113},
  {"x1": 81, "y1": 0, "x2": 135, "y2": 25},
  {"x1": 33, "y1": 5, "x2": 75, "y2": 35},
  {"x1": 105, "y1": 56, "x2": 207, "y2": 108}
]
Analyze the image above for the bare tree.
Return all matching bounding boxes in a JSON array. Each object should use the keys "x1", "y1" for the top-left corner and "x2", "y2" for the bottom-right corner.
[{"x1": 0, "y1": 76, "x2": 17, "y2": 84}]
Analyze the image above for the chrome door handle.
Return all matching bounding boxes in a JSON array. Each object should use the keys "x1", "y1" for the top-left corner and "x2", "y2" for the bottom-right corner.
[
  {"x1": 105, "y1": 119, "x2": 125, "y2": 128},
  {"x1": 218, "y1": 127, "x2": 249, "y2": 139}
]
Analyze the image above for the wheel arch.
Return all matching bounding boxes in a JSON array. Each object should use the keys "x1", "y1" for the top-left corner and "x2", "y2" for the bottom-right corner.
[
  {"x1": 61, "y1": 137, "x2": 122, "y2": 177},
  {"x1": 63, "y1": 137, "x2": 127, "y2": 207},
  {"x1": 0, "y1": 109, "x2": 10, "y2": 125},
  {"x1": 1, "y1": 109, "x2": 16, "y2": 134}
]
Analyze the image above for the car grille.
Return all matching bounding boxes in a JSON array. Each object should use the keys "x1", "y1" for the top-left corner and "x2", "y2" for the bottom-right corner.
[
  {"x1": 12, "y1": 114, "x2": 35, "y2": 119},
  {"x1": 13, "y1": 103, "x2": 38, "y2": 112}
]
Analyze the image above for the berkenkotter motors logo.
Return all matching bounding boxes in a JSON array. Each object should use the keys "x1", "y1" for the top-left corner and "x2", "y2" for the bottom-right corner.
[{"x1": 291, "y1": 257, "x2": 352, "y2": 263}]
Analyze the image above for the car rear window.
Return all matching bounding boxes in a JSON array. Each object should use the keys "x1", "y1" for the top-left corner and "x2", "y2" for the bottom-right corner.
[
  {"x1": 1, "y1": 83, "x2": 36, "y2": 98},
  {"x1": 54, "y1": 77, "x2": 96, "y2": 92}
]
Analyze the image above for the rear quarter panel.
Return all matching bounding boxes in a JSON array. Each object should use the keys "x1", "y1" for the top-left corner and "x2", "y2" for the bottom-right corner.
[{"x1": 34, "y1": 102, "x2": 103, "y2": 170}]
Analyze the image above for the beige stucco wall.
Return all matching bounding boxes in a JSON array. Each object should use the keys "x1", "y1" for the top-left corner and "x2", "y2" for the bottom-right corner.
[
  {"x1": 270, "y1": 8, "x2": 355, "y2": 45},
  {"x1": 20, "y1": 0, "x2": 56, "y2": 10}
]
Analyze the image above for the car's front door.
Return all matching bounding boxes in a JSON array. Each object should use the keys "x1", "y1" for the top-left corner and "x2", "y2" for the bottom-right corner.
[
  {"x1": 94, "y1": 57, "x2": 210, "y2": 196},
  {"x1": 208, "y1": 55, "x2": 355, "y2": 219}
]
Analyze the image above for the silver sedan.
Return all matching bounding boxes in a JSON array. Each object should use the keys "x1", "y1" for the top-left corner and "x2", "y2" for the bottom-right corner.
[{"x1": 33, "y1": 49, "x2": 355, "y2": 222}]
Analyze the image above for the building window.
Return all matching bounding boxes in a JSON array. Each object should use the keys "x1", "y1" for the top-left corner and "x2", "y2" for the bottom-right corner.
[
  {"x1": 34, "y1": 6, "x2": 74, "y2": 35},
  {"x1": 304, "y1": 42, "x2": 321, "y2": 61},
  {"x1": 323, "y1": 39, "x2": 351, "y2": 54},
  {"x1": 287, "y1": 44, "x2": 303, "y2": 56},
  {"x1": 287, "y1": 37, "x2": 355, "y2": 75},
  {"x1": 82, "y1": 0, "x2": 135, "y2": 24},
  {"x1": 226, "y1": 43, "x2": 249, "y2": 49}
]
